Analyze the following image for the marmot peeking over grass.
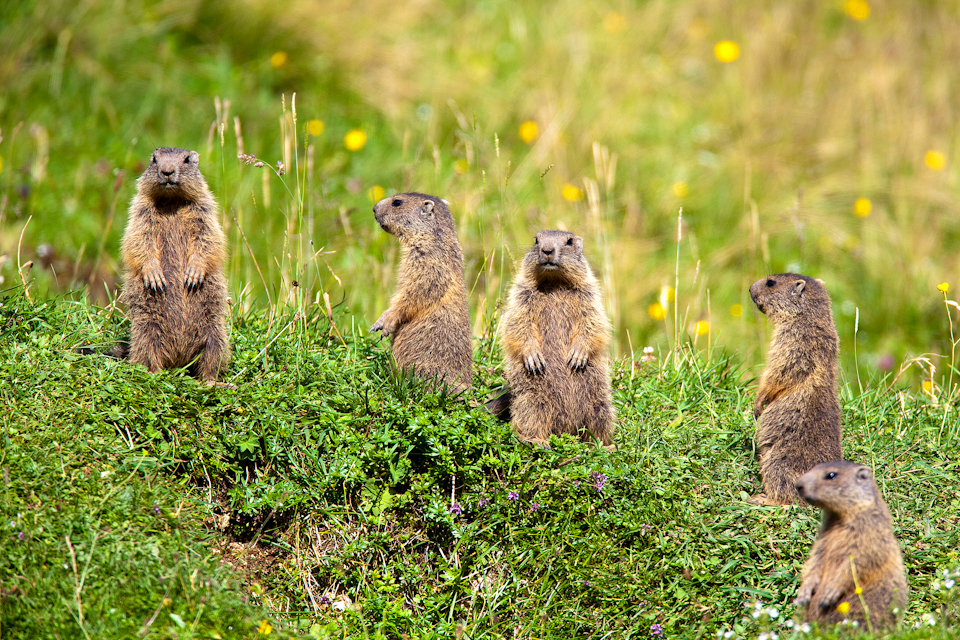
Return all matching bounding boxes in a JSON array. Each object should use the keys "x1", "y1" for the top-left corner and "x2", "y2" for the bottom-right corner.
[
  {"x1": 794, "y1": 460, "x2": 908, "y2": 631},
  {"x1": 499, "y1": 230, "x2": 614, "y2": 446},
  {"x1": 120, "y1": 147, "x2": 230, "y2": 384},
  {"x1": 370, "y1": 192, "x2": 473, "y2": 392},
  {"x1": 749, "y1": 273, "x2": 842, "y2": 505}
]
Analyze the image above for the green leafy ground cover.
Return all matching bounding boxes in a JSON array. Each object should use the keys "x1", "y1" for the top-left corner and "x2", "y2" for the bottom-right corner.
[{"x1": 1, "y1": 289, "x2": 958, "y2": 639}]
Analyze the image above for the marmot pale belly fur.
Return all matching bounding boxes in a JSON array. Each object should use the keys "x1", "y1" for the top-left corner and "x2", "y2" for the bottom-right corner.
[
  {"x1": 120, "y1": 147, "x2": 230, "y2": 383},
  {"x1": 499, "y1": 230, "x2": 614, "y2": 446},
  {"x1": 749, "y1": 273, "x2": 842, "y2": 505},
  {"x1": 794, "y1": 461, "x2": 908, "y2": 631},
  {"x1": 370, "y1": 193, "x2": 473, "y2": 392}
]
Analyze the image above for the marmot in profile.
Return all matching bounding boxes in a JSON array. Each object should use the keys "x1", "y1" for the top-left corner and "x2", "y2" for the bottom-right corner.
[
  {"x1": 749, "y1": 273, "x2": 842, "y2": 505},
  {"x1": 120, "y1": 147, "x2": 230, "y2": 384},
  {"x1": 370, "y1": 193, "x2": 473, "y2": 392},
  {"x1": 499, "y1": 230, "x2": 614, "y2": 446},
  {"x1": 794, "y1": 461, "x2": 908, "y2": 631}
]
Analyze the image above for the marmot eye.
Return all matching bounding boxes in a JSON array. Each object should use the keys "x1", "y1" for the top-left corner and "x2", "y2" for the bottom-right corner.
[
  {"x1": 566, "y1": 238, "x2": 573, "y2": 246},
  {"x1": 534, "y1": 238, "x2": 539, "y2": 245},
  {"x1": 151, "y1": 155, "x2": 157, "y2": 164},
  {"x1": 183, "y1": 156, "x2": 191, "y2": 164},
  {"x1": 766, "y1": 279, "x2": 776, "y2": 287},
  {"x1": 826, "y1": 472, "x2": 837, "y2": 479},
  {"x1": 392, "y1": 199, "x2": 402, "y2": 207}
]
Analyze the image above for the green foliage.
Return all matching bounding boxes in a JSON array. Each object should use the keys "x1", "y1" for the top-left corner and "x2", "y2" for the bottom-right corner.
[{"x1": 1, "y1": 291, "x2": 959, "y2": 638}]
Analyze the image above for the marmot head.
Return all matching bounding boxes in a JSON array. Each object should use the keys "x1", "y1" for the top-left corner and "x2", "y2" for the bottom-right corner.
[
  {"x1": 139, "y1": 147, "x2": 206, "y2": 201},
  {"x1": 373, "y1": 192, "x2": 455, "y2": 244},
  {"x1": 749, "y1": 273, "x2": 831, "y2": 323},
  {"x1": 522, "y1": 230, "x2": 590, "y2": 285},
  {"x1": 795, "y1": 460, "x2": 879, "y2": 515}
]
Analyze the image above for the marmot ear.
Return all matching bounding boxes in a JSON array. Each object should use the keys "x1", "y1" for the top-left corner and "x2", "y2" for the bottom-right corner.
[
  {"x1": 574, "y1": 235, "x2": 584, "y2": 252},
  {"x1": 792, "y1": 280, "x2": 806, "y2": 296},
  {"x1": 420, "y1": 200, "x2": 435, "y2": 217},
  {"x1": 856, "y1": 467, "x2": 871, "y2": 481},
  {"x1": 189, "y1": 151, "x2": 200, "y2": 165},
  {"x1": 815, "y1": 278, "x2": 825, "y2": 286}
]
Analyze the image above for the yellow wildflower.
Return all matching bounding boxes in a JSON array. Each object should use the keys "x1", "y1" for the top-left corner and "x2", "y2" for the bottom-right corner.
[
  {"x1": 454, "y1": 159, "x2": 469, "y2": 175},
  {"x1": 714, "y1": 41, "x2": 739, "y2": 63},
  {"x1": 307, "y1": 120, "x2": 324, "y2": 137},
  {"x1": 922, "y1": 380, "x2": 935, "y2": 397},
  {"x1": 258, "y1": 619, "x2": 273, "y2": 635},
  {"x1": 672, "y1": 181, "x2": 689, "y2": 198},
  {"x1": 344, "y1": 129, "x2": 367, "y2": 151},
  {"x1": 270, "y1": 52, "x2": 287, "y2": 68},
  {"x1": 844, "y1": 0, "x2": 870, "y2": 21},
  {"x1": 519, "y1": 121, "x2": 538, "y2": 144},
  {"x1": 855, "y1": 587, "x2": 863, "y2": 595},
  {"x1": 938, "y1": 282, "x2": 949, "y2": 293},
  {"x1": 854, "y1": 197, "x2": 871, "y2": 217},
  {"x1": 695, "y1": 320, "x2": 709, "y2": 336},
  {"x1": 603, "y1": 12, "x2": 627, "y2": 34},
  {"x1": 648, "y1": 302, "x2": 666, "y2": 321},
  {"x1": 0, "y1": 155, "x2": 4, "y2": 175},
  {"x1": 730, "y1": 304, "x2": 743, "y2": 318},
  {"x1": 162, "y1": 597, "x2": 172, "y2": 607},
  {"x1": 368, "y1": 185, "x2": 385, "y2": 203},
  {"x1": 836, "y1": 601, "x2": 850, "y2": 614},
  {"x1": 925, "y1": 150, "x2": 946, "y2": 171},
  {"x1": 561, "y1": 184, "x2": 584, "y2": 202}
]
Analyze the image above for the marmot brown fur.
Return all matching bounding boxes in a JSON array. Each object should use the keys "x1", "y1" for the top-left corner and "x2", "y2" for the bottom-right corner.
[
  {"x1": 120, "y1": 147, "x2": 230, "y2": 383},
  {"x1": 794, "y1": 460, "x2": 908, "y2": 631},
  {"x1": 749, "y1": 273, "x2": 842, "y2": 505},
  {"x1": 370, "y1": 192, "x2": 473, "y2": 392},
  {"x1": 499, "y1": 230, "x2": 614, "y2": 446}
]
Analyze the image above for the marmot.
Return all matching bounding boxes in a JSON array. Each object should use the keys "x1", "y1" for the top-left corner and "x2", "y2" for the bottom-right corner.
[
  {"x1": 749, "y1": 273, "x2": 842, "y2": 505},
  {"x1": 499, "y1": 230, "x2": 614, "y2": 446},
  {"x1": 120, "y1": 147, "x2": 230, "y2": 384},
  {"x1": 370, "y1": 193, "x2": 473, "y2": 392},
  {"x1": 794, "y1": 461, "x2": 908, "y2": 631}
]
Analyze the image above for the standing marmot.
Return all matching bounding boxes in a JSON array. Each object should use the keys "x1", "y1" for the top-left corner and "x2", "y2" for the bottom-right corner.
[
  {"x1": 499, "y1": 230, "x2": 614, "y2": 446},
  {"x1": 370, "y1": 193, "x2": 473, "y2": 392},
  {"x1": 794, "y1": 461, "x2": 908, "y2": 631},
  {"x1": 120, "y1": 147, "x2": 230, "y2": 384},
  {"x1": 749, "y1": 273, "x2": 842, "y2": 505}
]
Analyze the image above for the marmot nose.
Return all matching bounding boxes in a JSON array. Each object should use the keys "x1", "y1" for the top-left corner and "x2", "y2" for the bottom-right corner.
[
  {"x1": 541, "y1": 247, "x2": 554, "y2": 256},
  {"x1": 160, "y1": 167, "x2": 175, "y2": 177}
]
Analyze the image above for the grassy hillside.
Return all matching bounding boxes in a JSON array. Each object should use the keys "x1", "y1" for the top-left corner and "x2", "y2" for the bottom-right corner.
[
  {"x1": 2, "y1": 0, "x2": 960, "y2": 390},
  {"x1": 1, "y1": 289, "x2": 958, "y2": 639}
]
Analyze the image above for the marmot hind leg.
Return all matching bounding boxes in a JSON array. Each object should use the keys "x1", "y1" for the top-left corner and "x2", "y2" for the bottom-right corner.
[
  {"x1": 128, "y1": 321, "x2": 167, "y2": 373},
  {"x1": 510, "y1": 400, "x2": 552, "y2": 448},
  {"x1": 581, "y1": 405, "x2": 613, "y2": 446},
  {"x1": 756, "y1": 465, "x2": 800, "y2": 505},
  {"x1": 193, "y1": 327, "x2": 230, "y2": 384}
]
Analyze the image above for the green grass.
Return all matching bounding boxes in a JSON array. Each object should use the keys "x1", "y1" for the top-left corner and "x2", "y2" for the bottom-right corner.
[
  {"x1": 1, "y1": 288, "x2": 958, "y2": 639},
  {"x1": 3, "y1": 1, "x2": 960, "y2": 637},
  {"x1": 3, "y1": 0, "x2": 960, "y2": 390}
]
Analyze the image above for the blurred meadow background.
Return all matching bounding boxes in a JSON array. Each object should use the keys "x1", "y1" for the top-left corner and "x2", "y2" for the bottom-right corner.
[{"x1": 2, "y1": 0, "x2": 959, "y2": 390}]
